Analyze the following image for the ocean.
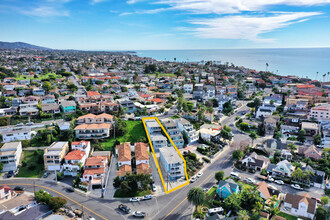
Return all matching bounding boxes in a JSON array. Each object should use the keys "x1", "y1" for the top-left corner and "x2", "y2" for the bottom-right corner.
[{"x1": 136, "y1": 48, "x2": 330, "y2": 79}]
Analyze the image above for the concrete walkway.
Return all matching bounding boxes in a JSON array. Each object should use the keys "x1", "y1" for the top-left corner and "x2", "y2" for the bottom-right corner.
[{"x1": 104, "y1": 155, "x2": 117, "y2": 199}]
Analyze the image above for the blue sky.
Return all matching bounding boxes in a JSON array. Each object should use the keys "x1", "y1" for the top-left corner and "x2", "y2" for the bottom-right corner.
[{"x1": 1, "y1": 0, "x2": 330, "y2": 50}]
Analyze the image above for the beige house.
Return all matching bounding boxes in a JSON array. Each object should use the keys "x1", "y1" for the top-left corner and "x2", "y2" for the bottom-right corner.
[
  {"x1": 76, "y1": 113, "x2": 114, "y2": 124},
  {"x1": 43, "y1": 142, "x2": 69, "y2": 171}
]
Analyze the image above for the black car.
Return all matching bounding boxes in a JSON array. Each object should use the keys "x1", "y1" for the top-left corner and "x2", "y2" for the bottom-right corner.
[
  {"x1": 66, "y1": 187, "x2": 75, "y2": 192},
  {"x1": 118, "y1": 204, "x2": 131, "y2": 214},
  {"x1": 14, "y1": 186, "x2": 25, "y2": 191}
]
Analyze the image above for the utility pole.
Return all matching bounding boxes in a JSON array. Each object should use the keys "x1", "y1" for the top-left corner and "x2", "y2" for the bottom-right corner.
[
  {"x1": 33, "y1": 180, "x2": 35, "y2": 193},
  {"x1": 101, "y1": 177, "x2": 103, "y2": 198},
  {"x1": 54, "y1": 159, "x2": 57, "y2": 182}
]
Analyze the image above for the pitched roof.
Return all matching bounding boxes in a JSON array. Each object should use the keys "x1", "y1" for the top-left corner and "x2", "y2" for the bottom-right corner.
[
  {"x1": 87, "y1": 91, "x2": 100, "y2": 97},
  {"x1": 116, "y1": 164, "x2": 132, "y2": 176},
  {"x1": 85, "y1": 156, "x2": 107, "y2": 166},
  {"x1": 135, "y1": 142, "x2": 149, "y2": 161},
  {"x1": 116, "y1": 142, "x2": 131, "y2": 162},
  {"x1": 83, "y1": 167, "x2": 105, "y2": 175},
  {"x1": 284, "y1": 193, "x2": 317, "y2": 214},
  {"x1": 74, "y1": 123, "x2": 111, "y2": 130},
  {"x1": 64, "y1": 150, "x2": 85, "y2": 160},
  {"x1": 136, "y1": 163, "x2": 152, "y2": 174},
  {"x1": 257, "y1": 181, "x2": 271, "y2": 199}
]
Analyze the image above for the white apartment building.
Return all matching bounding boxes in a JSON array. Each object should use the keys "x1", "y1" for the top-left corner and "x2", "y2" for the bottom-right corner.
[
  {"x1": 159, "y1": 147, "x2": 184, "y2": 181},
  {"x1": 71, "y1": 140, "x2": 91, "y2": 156},
  {"x1": 309, "y1": 103, "x2": 330, "y2": 122},
  {"x1": 0, "y1": 142, "x2": 22, "y2": 172},
  {"x1": 183, "y1": 84, "x2": 193, "y2": 93},
  {"x1": 63, "y1": 150, "x2": 87, "y2": 176},
  {"x1": 176, "y1": 118, "x2": 199, "y2": 144},
  {"x1": 2, "y1": 128, "x2": 31, "y2": 143}
]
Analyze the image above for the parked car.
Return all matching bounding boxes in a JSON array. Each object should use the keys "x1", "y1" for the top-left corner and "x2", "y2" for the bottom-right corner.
[
  {"x1": 196, "y1": 172, "x2": 203, "y2": 178},
  {"x1": 16, "y1": 123, "x2": 24, "y2": 126},
  {"x1": 133, "y1": 211, "x2": 146, "y2": 218},
  {"x1": 152, "y1": 184, "x2": 156, "y2": 192},
  {"x1": 291, "y1": 184, "x2": 303, "y2": 190},
  {"x1": 190, "y1": 177, "x2": 196, "y2": 183},
  {"x1": 7, "y1": 172, "x2": 13, "y2": 178},
  {"x1": 66, "y1": 187, "x2": 75, "y2": 192},
  {"x1": 118, "y1": 204, "x2": 131, "y2": 214},
  {"x1": 43, "y1": 171, "x2": 50, "y2": 178},
  {"x1": 230, "y1": 172, "x2": 240, "y2": 179},
  {"x1": 129, "y1": 197, "x2": 140, "y2": 202},
  {"x1": 274, "y1": 180, "x2": 284, "y2": 185},
  {"x1": 142, "y1": 195, "x2": 152, "y2": 200},
  {"x1": 13, "y1": 186, "x2": 25, "y2": 191},
  {"x1": 245, "y1": 178, "x2": 256, "y2": 184},
  {"x1": 26, "y1": 122, "x2": 34, "y2": 126},
  {"x1": 267, "y1": 177, "x2": 275, "y2": 182}
]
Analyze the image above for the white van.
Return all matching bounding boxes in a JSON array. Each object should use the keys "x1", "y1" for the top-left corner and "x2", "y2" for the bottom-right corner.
[{"x1": 230, "y1": 172, "x2": 240, "y2": 179}]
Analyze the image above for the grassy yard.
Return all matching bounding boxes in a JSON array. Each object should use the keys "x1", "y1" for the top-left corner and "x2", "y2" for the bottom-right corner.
[
  {"x1": 16, "y1": 150, "x2": 44, "y2": 178},
  {"x1": 114, "y1": 189, "x2": 152, "y2": 198},
  {"x1": 149, "y1": 73, "x2": 175, "y2": 78},
  {"x1": 102, "y1": 121, "x2": 147, "y2": 150},
  {"x1": 277, "y1": 212, "x2": 298, "y2": 220},
  {"x1": 207, "y1": 186, "x2": 217, "y2": 197},
  {"x1": 15, "y1": 72, "x2": 63, "y2": 81}
]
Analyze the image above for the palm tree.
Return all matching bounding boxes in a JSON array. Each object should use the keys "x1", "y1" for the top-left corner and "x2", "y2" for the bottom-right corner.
[
  {"x1": 266, "y1": 63, "x2": 269, "y2": 72},
  {"x1": 316, "y1": 72, "x2": 319, "y2": 81},
  {"x1": 327, "y1": 72, "x2": 330, "y2": 82},
  {"x1": 187, "y1": 187, "x2": 205, "y2": 212},
  {"x1": 238, "y1": 210, "x2": 250, "y2": 220}
]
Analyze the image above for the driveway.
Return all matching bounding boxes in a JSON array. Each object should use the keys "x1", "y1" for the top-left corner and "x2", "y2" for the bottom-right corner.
[
  {"x1": 104, "y1": 156, "x2": 117, "y2": 199},
  {"x1": 150, "y1": 154, "x2": 165, "y2": 195}
]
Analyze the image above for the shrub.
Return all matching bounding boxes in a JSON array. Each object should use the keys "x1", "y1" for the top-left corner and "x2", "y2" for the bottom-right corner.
[
  {"x1": 202, "y1": 157, "x2": 210, "y2": 163},
  {"x1": 189, "y1": 153, "x2": 197, "y2": 160},
  {"x1": 212, "y1": 200, "x2": 221, "y2": 207},
  {"x1": 48, "y1": 196, "x2": 67, "y2": 211},
  {"x1": 28, "y1": 164, "x2": 36, "y2": 170}
]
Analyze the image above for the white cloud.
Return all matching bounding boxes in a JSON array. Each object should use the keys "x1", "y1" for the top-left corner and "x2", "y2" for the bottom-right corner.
[
  {"x1": 186, "y1": 12, "x2": 322, "y2": 41},
  {"x1": 20, "y1": 6, "x2": 69, "y2": 17},
  {"x1": 126, "y1": 0, "x2": 147, "y2": 4},
  {"x1": 153, "y1": 0, "x2": 330, "y2": 14}
]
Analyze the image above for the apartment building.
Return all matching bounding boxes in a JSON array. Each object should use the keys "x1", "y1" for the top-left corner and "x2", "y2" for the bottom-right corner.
[
  {"x1": 176, "y1": 118, "x2": 199, "y2": 144},
  {"x1": 159, "y1": 147, "x2": 184, "y2": 181},
  {"x1": 2, "y1": 128, "x2": 31, "y2": 143},
  {"x1": 74, "y1": 123, "x2": 111, "y2": 139},
  {"x1": 43, "y1": 142, "x2": 69, "y2": 171},
  {"x1": 183, "y1": 84, "x2": 193, "y2": 93},
  {"x1": 76, "y1": 113, "x2": 114, "y2": 124},
  {"x1": 81, "y1": 156, "x2": 108, "y2": 189},
  {"x1": 63, "y1": 150, "x2": 87, "y2": 176},
  {"x1": 309, "y1": 103, "x2": 330, "y2": 122},
  {"x1": 0, "y1": 142, "x2": 22, "y2": 172},
  {"x1": 161, "y1": 119, "x2": 184, "y2": 148},
  {"x1": 71, "y1": 140, "x2": 91, "y2": 156},
  {"x1": 135, "y1": 143, "x2": 152, "y2": 175}
]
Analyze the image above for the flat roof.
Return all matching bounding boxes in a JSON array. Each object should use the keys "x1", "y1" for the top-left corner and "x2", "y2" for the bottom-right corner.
[
  {"x1": 150, "y1": 134, "x2": 167, "y2": 141},
  {"x1": 159, "y1": 147, "x2": 182, "y2": 164},
  {"x1": 1, "y1": 142, "x2": 21, "y2": 150}
]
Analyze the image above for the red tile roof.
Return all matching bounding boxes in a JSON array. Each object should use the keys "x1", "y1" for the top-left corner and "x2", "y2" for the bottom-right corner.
[
  {"x1": 64, "y1": 150, "x2": 85, "y2": 160},
  {"x1": 87, "y1": 91, "x2": 100, "y2": 97}
]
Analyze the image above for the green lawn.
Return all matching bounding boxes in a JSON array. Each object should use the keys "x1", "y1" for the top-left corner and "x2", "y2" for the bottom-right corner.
[
  {"x1": 114, "y1": 189, "x2": 152, "y2": 198},
  {"x1": 15, "y1": 72, "x2": 63, "y2": 81},
  {"x1": 102, "y1": 121, "x2": 147, "y2": 150},
  {"x1": 16, "y1": 150, "x2": 44, "y2": 178},
  {"x1": 149, "y1": 73, "x2": 175, "y2": 78},
  {"x1": 277, "y1": 212, "x2": 298, "y2": 220},
  {"x1": 207, "y1": 186, "x2": 217, "y2": 197}
]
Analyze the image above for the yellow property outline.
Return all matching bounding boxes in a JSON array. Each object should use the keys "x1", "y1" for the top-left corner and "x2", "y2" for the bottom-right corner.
[{"x1": 142, "y1": 117, "x2": 189, "y2": 194}]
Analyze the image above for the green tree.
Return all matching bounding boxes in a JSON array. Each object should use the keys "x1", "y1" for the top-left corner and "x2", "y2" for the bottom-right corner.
[
  {"x1": 287, "y1": 143, "x2": 297, "y2": 153},
  {"x1": 48, "y1": 197, "x2": 67, "y2": 211},
  {"x1": 321, "y1": 196, "x2": 329, "y2": 206},
  {"x1": 298, "y1": 129, "x2": 306, "y2": 143},
  {"x1": 222, "y1": 100, "x2": 233, "y2": 115},
  {"x1": 0, "y1": 162, "x2": 3, "y2": 171},
  {"x1": 237, "y1": 210, "x2": 250, "y2": 220},
  {"x1": 315, "y1": 206, "x2": 329, "y2": 220},
  {"x1": 239, "y1": 122, "x2": 250, "y2": 131},
  {"x1": 249, "y1": 131, "x2": 257, "y2": 146},
  {"x1": 42, "y1": 81, "x2": 51, "y2": 93},
  {"x1": 34, "y1": 190, "x2": 52, "y2": 204},
  {"x1": 215, "y1": 171, "x2": 225, "y2": 183},
  {"x1": 314, "y1": 134, "x2": 322, "y2": 145},
  {"x1": 187, "y1": 187, "x2": 205, "y2": 211},
  {"x1": 232, "y1": 149, "x2": 244, "y2": 161}
]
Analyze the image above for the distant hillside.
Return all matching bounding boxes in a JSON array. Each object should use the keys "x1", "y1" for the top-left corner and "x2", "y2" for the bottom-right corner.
[{"x1": 0, "y1": 41, "x2": 52, "y2": 50}]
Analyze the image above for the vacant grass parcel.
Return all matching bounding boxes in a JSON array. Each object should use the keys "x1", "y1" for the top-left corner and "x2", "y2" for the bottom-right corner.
[{"x1": 16, "y1": 150, "x2": 44, "y2": 178}]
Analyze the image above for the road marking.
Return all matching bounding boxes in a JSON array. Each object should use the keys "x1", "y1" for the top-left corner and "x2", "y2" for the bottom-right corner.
[
  {"x1": 1, "y1": 183, "x2": 108, "y2": 220},
  {"x1": 142, "y1": 117, "x2": 189, "y2": 194},
  {"x1": 162, "y1": 197, "x2": 187, "y2": 220}
]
